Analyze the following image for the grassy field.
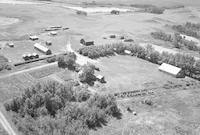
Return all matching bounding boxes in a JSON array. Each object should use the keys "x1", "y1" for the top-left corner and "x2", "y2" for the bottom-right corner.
[
  {"x1": 1, "y1": 0, "x2": 200, "y2": 63},
  {"x1": 90, "y1": 87, "x2": 200, "y2": 135},
  {"x1": 95, "y1": 55, "x2": 196, "y2": 93}
]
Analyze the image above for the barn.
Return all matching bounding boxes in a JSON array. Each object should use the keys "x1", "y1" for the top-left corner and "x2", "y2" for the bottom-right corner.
[
  {"x1": 80, "y1": 39, "x2": 94, "y2": 46},
  {"x1": 34, "y1": 43, "x2": 52, "y2": 55},
  {"x1": 158, "y1": 63, "x2": 185, "y2": 78}
]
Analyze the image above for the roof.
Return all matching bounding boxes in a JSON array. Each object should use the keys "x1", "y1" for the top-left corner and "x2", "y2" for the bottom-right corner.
[
  {"x1": 29, "y1": 35, "x2": 38, "y2": 39},
  {"x1": 50, "y1": 31, "x2": 58, "y2": 35},
  {"x1": 34, "y1": 43, "x2": 49, "y2": 52},
  {"x1": 96, "y1": 75, "x2": 104, "y2": 79},
  {"x1": 124, "y1": 50, "x2": 131, "y2": 54},
  {"x1": 159, "y1": 63, "x2": 182, "y2": 76}
]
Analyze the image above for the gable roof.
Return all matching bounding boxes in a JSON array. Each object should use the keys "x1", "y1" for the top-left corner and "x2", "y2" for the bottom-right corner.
[{"x1": 159, "y1": 63, "x2": 182, "y2": 76}]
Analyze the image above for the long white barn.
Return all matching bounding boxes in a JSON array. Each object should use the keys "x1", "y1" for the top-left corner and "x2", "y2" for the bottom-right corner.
[
  {"x1": 34, "y1": 43, "x2": 51, "y2": 55},
  {"x1": 159, "y1": 63, "x2": 185, "y2": 78}
]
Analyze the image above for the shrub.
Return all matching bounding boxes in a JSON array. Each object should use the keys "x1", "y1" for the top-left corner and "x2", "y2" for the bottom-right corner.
[
  {"x1": 57, "y1": 52, "x2": 77, "y2": 70},
  {"x1": 46, "y1": 56, "x2": 56, "y2": 63},
  {"x1": 151, "y1": 31, "x2": 173, "y2": 42}
]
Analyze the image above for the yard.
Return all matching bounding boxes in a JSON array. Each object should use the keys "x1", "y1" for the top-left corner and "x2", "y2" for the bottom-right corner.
[{"x1": 96, "y1": 55, "x2": 199, "y2": 93}]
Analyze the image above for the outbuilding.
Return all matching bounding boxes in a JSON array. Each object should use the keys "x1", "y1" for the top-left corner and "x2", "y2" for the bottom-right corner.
[
  {"x1": 7, "y1": 42, "x2": 14, "y2": 48},
  {"x1": 96, "y1": 75, "x2": 105, "y2": 83},
  {"x1": 29, "y1": 35, "x2": 39, "y2": 41},
  {"x1": 46, "y1": 41, "x2": 52, "y2": 46},
  {"x1": 158, "y1": 63, "x2": 185, "y2": 78},
  {"x1": 34, "y1": 43, "x2": 52, "y2": 55},
  {"x1": 76, "y1": 11, "x2": 87, "y2": 16},
  {"x1": 80, "y1": 39, "x2": 94, "y2": 46},
  {"x1": 111, "y1": 10, "x2": 120, "y2": 15},
  {"x1": 124, "y1": 50, "x2": 131, "y2": 55},
  {"x1": 50, "y1": 31, "x2": 58, "y2": 36}
]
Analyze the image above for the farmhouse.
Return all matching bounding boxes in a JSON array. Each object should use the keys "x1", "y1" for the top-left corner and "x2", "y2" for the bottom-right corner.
[
  {"x1": 159, "y1": 63, "x2": 185, "y2": 78},
  {"x1": 29, "y1": 35, "x2": 39, "y2": 41},
  {"x1": 80, "y1": 39, "x2": 94, "y2": 46},
  {"x1": 34, "y1": 43, "x2": 52, "y2": 55}
]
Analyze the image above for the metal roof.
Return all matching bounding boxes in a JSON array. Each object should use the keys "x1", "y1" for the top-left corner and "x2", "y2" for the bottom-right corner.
[{"x1": 159, "y1": 63, "x2": 182, "y2": 76}]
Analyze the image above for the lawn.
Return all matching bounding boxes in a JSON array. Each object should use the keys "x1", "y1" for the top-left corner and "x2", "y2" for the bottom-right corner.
[{"x1": 96, "y1": 55, "x2": 194, "y2": 93}]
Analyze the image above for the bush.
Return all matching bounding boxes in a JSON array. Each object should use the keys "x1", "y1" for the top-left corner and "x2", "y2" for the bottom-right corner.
[
  {"x1": 145, "y1": 7, "x2": 165, "y2": 14},
  {"x1": 46, "y1": 56, "x2": 56, "y2": 63},
  {"x1": 151, "y1": 31, "x2": 173, "y2": 42},
  {"x1": 57, "y1": 52, "x2": 77, "y2": 70},
  {"x1": 79, "y1": 64, "x2": 96, "y2": 84}
]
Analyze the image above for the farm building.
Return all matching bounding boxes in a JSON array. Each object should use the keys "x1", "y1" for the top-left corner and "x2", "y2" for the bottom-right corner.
[
  {"x1": 34, "y1": 43, "x2": 52, "y2": 55},
  {"x1": 111, "y1": 10, "x2": 120, "y2": 15},
  {"x1": 124, "y1": 50, "x2": 131, "y2": 55},
  {"x1": 76, "y1": 10, "x2": 87, "y2": 16},
  {"x1": 7, "y1": 42, "x2": 14, "y2": 48},
  {"x1": 80, "y1": 39, "x2": 94, "y2": 46},
  {"x1": 46, "y1": 41, "x2": 52, "y2": 46},
  {"x1": 158, "y1": 63, "x2": 185, "y2": 78},
  {"x1": 29, "y1": 35, "x2": 39, "y2": 41},
  {"x1": 110, "y1": 35, "x2": 116, "y2": 38},
  {"x1": 124, "y1": 39, "x2": 134, "y2": 42},
  {"x1": 96, "y1": 75, "x2": 105, "y2": 83},
  {"x1": 50, "y1": 25, "x2": 62, "y2": 29},
  {"x1": 50, "y1": 31, "x2": 58, "y2": 36}
]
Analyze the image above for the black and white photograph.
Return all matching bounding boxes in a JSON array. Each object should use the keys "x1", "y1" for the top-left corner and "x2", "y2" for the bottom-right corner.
[{"x1": 0, "y1": 0, "x2": 200, "y2": 134}]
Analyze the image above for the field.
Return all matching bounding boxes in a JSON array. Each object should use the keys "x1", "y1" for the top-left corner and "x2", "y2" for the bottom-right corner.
[{"x1": 1, "y1": 0, "x2": 200, "y2": 63}]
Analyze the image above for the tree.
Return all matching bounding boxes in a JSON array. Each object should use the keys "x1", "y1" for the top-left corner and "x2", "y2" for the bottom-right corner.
[
  {"x1": 57, "y1": 53, "x2": 77, "y2": 70},
  {"x1": 79, "y1": 64, "x2": 96, "y2": 84}
]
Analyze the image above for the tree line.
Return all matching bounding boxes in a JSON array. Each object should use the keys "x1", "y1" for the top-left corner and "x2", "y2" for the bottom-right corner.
[
  {"x1": 4, "y1": 81, "x2": 121, "y2": 135},
  {"x1": 172, "y1": 22, "x2": 200, "y2": 39},
  {"x1": 78, "y1": 43, "x2": 200, "y2": 80},
  {"x1": 151, "y1": 31, "x2": 200, "y2": 51}
]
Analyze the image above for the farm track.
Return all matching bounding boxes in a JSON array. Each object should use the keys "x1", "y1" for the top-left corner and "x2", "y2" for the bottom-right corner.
[{"x1": 0, "y1": 110, "x2": 17, "y2": 135}]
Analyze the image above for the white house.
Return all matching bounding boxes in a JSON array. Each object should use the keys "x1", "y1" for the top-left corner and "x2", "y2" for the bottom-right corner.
[{"x1": 159, "y1": 63, "x2": 185, "y2": 78}]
